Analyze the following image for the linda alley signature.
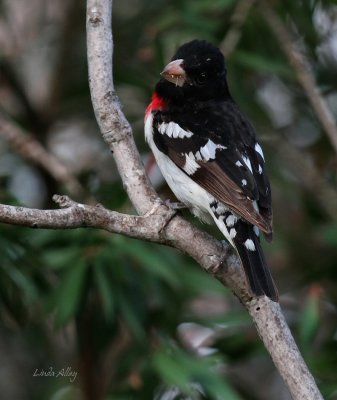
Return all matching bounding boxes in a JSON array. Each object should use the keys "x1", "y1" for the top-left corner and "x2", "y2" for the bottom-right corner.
[{"x1": 33, "y1": 366, "x2": 77, "y2": 383}]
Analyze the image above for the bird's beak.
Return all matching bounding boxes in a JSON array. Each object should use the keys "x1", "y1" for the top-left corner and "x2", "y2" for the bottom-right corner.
[{"x1": 161, "y1": 59, "x2": 186, "y2": 87}]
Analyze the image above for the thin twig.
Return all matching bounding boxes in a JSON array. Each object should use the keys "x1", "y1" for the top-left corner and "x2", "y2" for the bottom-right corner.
[
  {"x1": 261, "y1": 2, "x2": 337, "y2": 154},
  {"x1": 270, "y1": 135, "x2": 337, "y2": 220},
  {"x1": 220, "y1": 0, "x2": 256, "y2": 58},
  {"x1": 47, "y1": 0, "x2": 83, "y2": 117},
  {"x1": 0, "y1": 194, "x2": 233, "y2": 284},
  {"x1": 0, "y1": 111, "x2": 85, "y2": 197},
  {"x1": 0, "y1": 195, "x2": 175, "y2": 241}
]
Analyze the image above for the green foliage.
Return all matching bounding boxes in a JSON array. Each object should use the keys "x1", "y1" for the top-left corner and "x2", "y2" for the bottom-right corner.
[
  {"x1": 0, "y1": 223, "x2": 240, "y2": 398},
  {"x1": 298, "y1": 289, "x2": 320, "y2": 352},
  {"x1": 153, "y1": 342, "x2": 241, "y2": 400},
  {"x1": 232, "y1": 51, "x2": 293, "y2": 77}
]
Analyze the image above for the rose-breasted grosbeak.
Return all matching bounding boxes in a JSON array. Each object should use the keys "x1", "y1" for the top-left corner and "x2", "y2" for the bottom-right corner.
[{"x1": 145, "y1": 40, "x2": 278, "y2": 302}]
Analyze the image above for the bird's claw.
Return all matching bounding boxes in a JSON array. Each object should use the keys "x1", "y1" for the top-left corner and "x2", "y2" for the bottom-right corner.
[
  {"x1": 143, "y1": 199, "x2": 186, "y2": 218},
  {"x1": 163, "y1": 199, "x2": 187, "y2": 210}
]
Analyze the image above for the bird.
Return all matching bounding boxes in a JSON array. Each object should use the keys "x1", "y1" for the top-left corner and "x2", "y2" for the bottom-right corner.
[{"x1": 144, "y1": 39, "x2": 278, "y2": 302}]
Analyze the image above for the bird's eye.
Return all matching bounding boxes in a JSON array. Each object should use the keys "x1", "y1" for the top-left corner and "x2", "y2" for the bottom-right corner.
[{"x1": 195, "y1": 72, "x2": 208, "y2": 85}]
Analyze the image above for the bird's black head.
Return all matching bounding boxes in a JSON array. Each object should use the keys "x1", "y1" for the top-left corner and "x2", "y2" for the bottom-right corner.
[{"x1": 156, "y1": 40, "x2": 230, "y2": 105}]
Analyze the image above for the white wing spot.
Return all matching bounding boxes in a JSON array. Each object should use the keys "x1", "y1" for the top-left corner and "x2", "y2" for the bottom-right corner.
[
  {"x1": 167, "y1": 122, "x2": 175, "y2": 137},
  {"x1": 226, "y1": 214, "x2": 237, "y2": 227},
  {"x1": 229, "y1": 228, "x2": 237, "y2": 239},
  {"x1": 158, "y1": 122, "x2": 193, "y2": 139},
  {"x1": 242, "y1": 155, "x2": 253, "y2": 173},
  {"x1": 200, "y1": 140, "x2": 214, "y2": 159},
  {"x1": 252, "y1": 200, "x2": 259, "y2": 212},
  {"x1": 158, "y1": 123, "x2": 167, "y2": 135},
  {"x1": 235, "y1": 160, "x2": 243, "y2": 167},
  {"x1": 258, "y1": 164, "x2": 263, "y2": 174},
  {"x1": 183, "y1": 153, "x2": 200, "y2": 175},
  {"x1": 242, "y1": 179, "x2": 247, "y2": 186},
  {"x1": 244, "y1": 239, "x2": 256, "y2": 251},
  {"x1": 195, "y1": 151, "x2": 202, "y2": 161},
  {"x1": 255, "y1": 143, "x2": 265, "y2": 161},
  {"x1": 216, "y1": 203, "x2": 227, "y2": 214},
  {"x1": 253, "y1": 226, "x2": 260, "y2": 236},
  {"x1": 200, "y1": 140, "x2": 226, "y2": 161},
  {"x1": 182, "y1": 129, "x2": 193, "y2": 138},
  {"x1": 172, "y1": 123, "x2": 180, "y2": 138}
]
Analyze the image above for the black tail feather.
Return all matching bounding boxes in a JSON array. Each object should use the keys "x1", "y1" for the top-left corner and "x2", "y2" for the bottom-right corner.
[
  {"x1": 233, "y1": 223, "x2": 278, "y2": 302},
  {"x1": 210, "y1": 205, "x2": 278, "y2": 302}
]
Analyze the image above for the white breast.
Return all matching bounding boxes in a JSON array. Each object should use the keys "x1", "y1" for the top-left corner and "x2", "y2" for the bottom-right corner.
[{"x1": 145, "y1": 113, "x2": 213, "y2": 223}]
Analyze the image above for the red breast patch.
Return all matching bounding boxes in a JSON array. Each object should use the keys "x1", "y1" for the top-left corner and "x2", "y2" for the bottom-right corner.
[{"x1": 145, "y1": 92, "x2": 167, "y2": 120}]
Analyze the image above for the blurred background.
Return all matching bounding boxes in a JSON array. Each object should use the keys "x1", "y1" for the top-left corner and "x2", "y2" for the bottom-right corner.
[{"x1": 0, "y1": 0, "x2": 337, "y2": 399}]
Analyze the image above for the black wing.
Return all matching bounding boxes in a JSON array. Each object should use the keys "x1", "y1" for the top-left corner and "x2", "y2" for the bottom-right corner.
[{"x1": 152, "y1": 101, "x2": 273, "y2": 235}]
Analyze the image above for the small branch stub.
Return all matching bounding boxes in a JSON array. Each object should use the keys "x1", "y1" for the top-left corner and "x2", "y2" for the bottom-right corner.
[
  {"x1": 53, "y1": 194, "x2": 75, "y2": 208},
  {"x1": 88, "y1": 7, "x2": 103, "y2": 26}
]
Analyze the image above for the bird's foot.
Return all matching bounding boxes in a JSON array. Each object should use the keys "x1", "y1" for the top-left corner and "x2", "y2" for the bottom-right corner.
[
  {"x1": 163, "y1": 199, "x2": 187, "y2": 210},
  {"x1": 143, "y1": 199, "x2": 187, "y2": 219}
]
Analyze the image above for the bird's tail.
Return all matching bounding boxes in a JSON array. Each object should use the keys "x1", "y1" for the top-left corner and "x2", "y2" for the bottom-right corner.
[
  {"x1": 234, "y1": 223, "x2": 279, "y2": 302},
  {"x1": 211, "y1": 209, "x2": 278, "y2": 302}
]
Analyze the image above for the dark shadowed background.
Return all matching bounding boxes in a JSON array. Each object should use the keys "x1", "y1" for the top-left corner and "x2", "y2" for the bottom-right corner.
[{"x1": 0, "y1": 0, "x2": 337, "y2": 399}]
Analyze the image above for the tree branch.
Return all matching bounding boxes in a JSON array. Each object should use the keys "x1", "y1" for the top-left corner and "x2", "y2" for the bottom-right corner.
[
  {"x1": 271, "y1": 136, "x2": 337, "y2": 220},
  {"x1": 220, "y1": 0, "x2": 256, "y2": 58},
  {"x1": 247, "y1": 297, "x2": 323, "y2": 400},
  {"x1": 0, "y1": 195, "x2": 178, "y2": 241},
  {"x1": 0, "y1": 111, "x2": 85, "y2": 197},
  {"x1": 86, "y1": 4, "x2": 157, "y2": 214},
  {"x1": 261, "y1": 2, "x2": 337, "y2": 155}
]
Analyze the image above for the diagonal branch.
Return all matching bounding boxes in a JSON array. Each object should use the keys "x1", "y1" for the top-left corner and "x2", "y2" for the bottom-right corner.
[
  {"x1": 220, "y1": 0, "x2": 256, "y2": 58},
  {"x1": 86, "y1": 4, "x2": 157, "y2": 214},
  {"x1": 261, "y1": 2, "x2": 337, "y2": 154},
  {"x1": 0, "y1": 111, "x2": 85, "y2": 197}
]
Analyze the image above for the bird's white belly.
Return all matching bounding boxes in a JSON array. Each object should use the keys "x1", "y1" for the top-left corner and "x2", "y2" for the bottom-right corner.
[
  {"x1": 155, "y1": 150, "x2": 236, "y2": 246},
  {"x1": 145, "y1": 117, "x2": 212, "y2": 222},
  {"x1": 155, "y1": 147, "x2": 213, "y2": 222}
]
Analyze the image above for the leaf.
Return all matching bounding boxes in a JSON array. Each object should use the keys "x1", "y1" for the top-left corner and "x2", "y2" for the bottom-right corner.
[
  {"x1": 175, "y1": 266, "x2": 226, "y2": 294},
  {"x1": 1, "y1": 264, "x2": 38, "y2": 301},
  {"x1": 50, "y1": 385, "x2": 81, "y2": 400},
  {"x1": 47, "y1": 260, "x2": 89, "y2": 326},
  {"x1": 153, "y1": 344, "x2": 241, "y2": 400},
  {"x1": 117, "y1": 291, "x2": 146, "y2": 341},
  {"x1": 94, "y1": 262, "x2": 116, "y2": 321},
  {"x1": 41, "y1": 248, "x2": 81, "y2": 271},
  {"x1": 117, "y1": 239, "x2": 180, "y2": 287},
  {"x1": 299, "y1": 286, "x2": 320, "y2": 350},
  {"x1": 188, "y1": 0, "x2": 236, "y2": 13},
  {"x1": 321, "y1": 223, "x2": 337, "y2": 246},
  {"x1": 233, "y1": 50, "x2": 293, "y2": 77},
  {"x1": 152, "y1": 350, "x2": 192, "y2": 392}
]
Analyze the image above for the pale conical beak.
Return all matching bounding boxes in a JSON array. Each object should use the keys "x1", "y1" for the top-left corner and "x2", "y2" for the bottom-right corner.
[{"x1": 160, "y1": 59, "x2": 186, "y2": 87}]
